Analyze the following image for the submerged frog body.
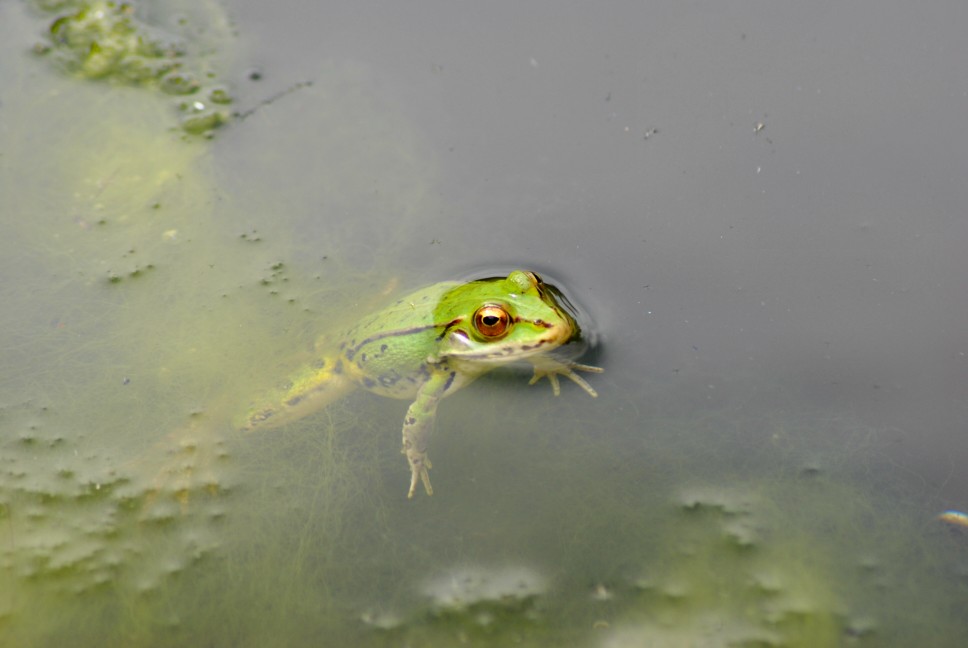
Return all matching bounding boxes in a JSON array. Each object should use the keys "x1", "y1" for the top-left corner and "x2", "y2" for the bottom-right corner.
[{"x1": 240, "y1": 270, "x2": 601, "y2": 498}]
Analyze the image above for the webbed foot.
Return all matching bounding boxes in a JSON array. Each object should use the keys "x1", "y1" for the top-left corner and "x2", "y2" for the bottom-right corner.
[{"x1": 529, "y1": 359, "x2": 603, "y2": 397}]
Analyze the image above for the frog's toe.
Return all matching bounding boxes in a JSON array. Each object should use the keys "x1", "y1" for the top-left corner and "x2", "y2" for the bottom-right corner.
[
  {"x1": 529, "y1": 360, "x2": 603, "y2": 398},
  {"x1": 529, "y1": 369, "x2": 562, "y2": 396},
  {"x1": 558, "y1": 365, "x2": 601, "y2": 398},
  {"x1": 406, "y1": 454, "x2": 433, "y2": 498}
]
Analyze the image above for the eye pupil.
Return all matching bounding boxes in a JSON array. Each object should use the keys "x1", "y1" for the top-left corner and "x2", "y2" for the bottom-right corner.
[{"x1": 474, "y1": 305, "x2": 510, "y2": 338}]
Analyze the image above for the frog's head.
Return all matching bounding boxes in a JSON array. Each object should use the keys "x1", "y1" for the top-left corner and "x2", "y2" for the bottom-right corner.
[{"x1": 434, "y1": 270, "x2": 584, "y2": 365}]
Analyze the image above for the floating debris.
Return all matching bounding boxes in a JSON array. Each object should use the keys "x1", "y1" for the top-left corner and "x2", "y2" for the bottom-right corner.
[
  {"x1": 591, "y1": 582, "x2": 614, "y2": 602},
  {"x1": 938, "y1": 510, "x2": 968, "y2": 529},
  {"x1": 421, "y1": 564, "x2": 546, "y2": 615}
]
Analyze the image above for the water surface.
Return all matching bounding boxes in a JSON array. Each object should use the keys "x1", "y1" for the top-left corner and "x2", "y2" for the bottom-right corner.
[{"x1": 2, "y1": 1, "x2": 967, "y2": 646}]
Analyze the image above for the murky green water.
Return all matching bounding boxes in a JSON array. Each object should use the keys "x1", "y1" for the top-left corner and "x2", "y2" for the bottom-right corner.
[{"x1": 2, "y1": 2, "x2": 967, "y2": 646}]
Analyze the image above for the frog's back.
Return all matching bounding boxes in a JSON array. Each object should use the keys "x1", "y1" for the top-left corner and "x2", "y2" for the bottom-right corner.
[{"x1": 337, "y1": 280, "x2": 459, "y2": 399}]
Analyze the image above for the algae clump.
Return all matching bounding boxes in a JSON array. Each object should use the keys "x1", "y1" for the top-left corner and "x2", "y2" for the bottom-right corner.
[{"x1": 33, "y1": 0, "x2": 233, "y2": 135}]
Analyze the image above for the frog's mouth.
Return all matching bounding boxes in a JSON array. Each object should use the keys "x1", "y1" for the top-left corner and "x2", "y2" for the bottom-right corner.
[{"x1": 441, "y1": 317, "x2": 578, "y2": 364}]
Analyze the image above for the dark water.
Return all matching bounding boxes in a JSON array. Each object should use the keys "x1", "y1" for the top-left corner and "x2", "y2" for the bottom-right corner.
[{"x1": 2, "y1": 1, "x2": 967, "y2": 646}]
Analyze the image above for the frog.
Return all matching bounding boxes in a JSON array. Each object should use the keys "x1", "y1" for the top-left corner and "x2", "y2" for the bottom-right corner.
[{"x1": 236, "y1": 270, "x2": 601, "y2": 498}]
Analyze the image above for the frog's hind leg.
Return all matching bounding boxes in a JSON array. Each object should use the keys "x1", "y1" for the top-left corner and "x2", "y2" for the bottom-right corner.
[{"x1": 239, "y1": 359, "x2": 355, "y2": 433}]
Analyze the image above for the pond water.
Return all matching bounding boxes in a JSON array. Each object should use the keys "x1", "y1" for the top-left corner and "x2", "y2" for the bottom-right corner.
[{"x1": 2, "y1": 1, "x2": 967, "y2": 646}]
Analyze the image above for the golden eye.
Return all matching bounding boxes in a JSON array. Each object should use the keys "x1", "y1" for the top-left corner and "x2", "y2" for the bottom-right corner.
[{"x1": 473, "y1": 304, "x2": 511, "y2": 339}]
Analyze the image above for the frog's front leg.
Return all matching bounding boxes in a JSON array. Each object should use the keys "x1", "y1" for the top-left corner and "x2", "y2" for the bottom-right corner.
[
  {"x1": 529, "y1": 356, "x2": 603, "y2": 398},
  {"x1": 401, "y1": 368, "x2": 457, "y2": 498}
]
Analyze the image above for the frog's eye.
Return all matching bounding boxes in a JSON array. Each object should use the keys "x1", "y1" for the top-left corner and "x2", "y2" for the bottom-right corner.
[{"x1": 473, "y1": 304, "x2": 511, "y2": 339}]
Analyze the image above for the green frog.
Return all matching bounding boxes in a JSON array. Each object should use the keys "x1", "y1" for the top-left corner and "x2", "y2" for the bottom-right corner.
[{"x1": 236, "y1": 270, "x2": 601, "y2": 498}]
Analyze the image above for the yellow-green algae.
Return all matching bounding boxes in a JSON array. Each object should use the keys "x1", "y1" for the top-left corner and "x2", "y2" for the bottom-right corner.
[
  {"x1": 30, "y1": 0, "x2": 234, "y2": 135},
  {"x1": 3, "y1": 2, "x2": 968, "y2": 647},
  {"x1": 2, "y1": 3, "x2": 355, "y2": 643},
  {"x1": 0, "y1": 2, "x2": 451, "y2": 645}
]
